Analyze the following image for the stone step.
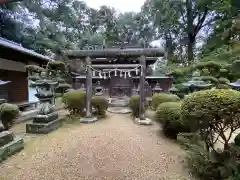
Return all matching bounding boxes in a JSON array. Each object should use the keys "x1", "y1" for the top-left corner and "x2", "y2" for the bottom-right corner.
[
  {"x1": 0, "y1": 131, "x2": 14, "y2": 147},
  {"x1": 107, "y1": 107, "x2": 131, "y2": 114},
  {"x1": 108, "y1": 98, "x2": 129, "y2": 107},
  {"x1": 0, "y1": 136, "x2": 24, "y2": 163}
]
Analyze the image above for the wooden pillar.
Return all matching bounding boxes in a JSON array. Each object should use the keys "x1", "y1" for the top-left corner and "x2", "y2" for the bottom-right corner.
[
  {"x1": 139, "y1": 55, "x2": 146, "y2": 120},
  {"x1": 86, "y1": 56, "x2": 92, "y2": 117}
]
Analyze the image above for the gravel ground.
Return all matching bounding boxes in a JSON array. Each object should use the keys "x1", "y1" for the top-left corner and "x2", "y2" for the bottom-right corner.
[{"x1": 0, "y1": 113, "x2": 194, "y2": 180}]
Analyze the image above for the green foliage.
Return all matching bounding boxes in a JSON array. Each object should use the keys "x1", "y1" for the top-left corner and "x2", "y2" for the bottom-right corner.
[
  {"x1": 156, "y1": 101, "x2": 187, "y2": 139},
  {"x1": 25, "y1": 65, "x2": 44, "y2": 73},
  {"x1": 218, "y1": 77, "x2": 230, "y2": 84},
  {"x1": 0, "y1": 103, "x2": 19, "y2": 130},
  {"x1": 184, "y1": 141, "x2": 240, "y2": 180},
  {"x1": 47, "y1": 61, "x2": 66, "y2": 72},
  {"x1": 62, "y1": 90, "x2": 108, "y2": 118},
  {"x1": 216, "y1": 84, "x2": 231, "y2": 89},
  {"x1": 156, "y1": 102, "x2": 180, "y2": 124},
  {"x1": 174, "y1": 84, "x2": 189, "y2": 98},
  {"x1": 202, "y1": 76, "x2": 219, "y2": 84},
  {"x1": 181, "y1": 89, "x2": 240, "y2": 151},
  {"x1": 128, "y1": 96, "x2": 148, "y2": 118},
  {"x1": 152, "y1": 93, "x2": 180, "y2": 110},
  {"x1": 195, "y1": 61, "x2": 222, "y2": 72},
  {"x1": 184, "y1": 143, "x2": 215, "y2": 179},
  {"x1": 62, "y1": 90, "x2": 86, "y2": 115},
  {"x1": 92, "y1": 96, "x2": 108, "y2": 118},
  {"x1": 168, "y1": 67, "x2": 192, "y2": 84},
  {"x1": 56, "y1": 83, "x2": 72, "y2": 94},
  {"x1": 57, "y1": 83, "x2": 72, "y2": 89}
]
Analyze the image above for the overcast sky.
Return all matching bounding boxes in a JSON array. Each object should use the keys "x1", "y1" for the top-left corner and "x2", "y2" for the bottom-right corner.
[{"x1": 83, "y1": 0, "x2": 146, "y2": 13}]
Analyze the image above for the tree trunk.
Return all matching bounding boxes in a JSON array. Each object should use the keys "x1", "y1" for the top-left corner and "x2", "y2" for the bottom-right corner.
[
  {"x1": 186, "y1": 0, "x2": 194, "y2": 63},
  {"x1": 165, "y1": 33, "x2": 174, "y2": 62}
]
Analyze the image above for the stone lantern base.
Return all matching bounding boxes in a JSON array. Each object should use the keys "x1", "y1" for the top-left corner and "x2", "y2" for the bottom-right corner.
[
  {"x1": 134, "y1": 117, "x2": 153, "y2": 125},
  {"x1": 26, "y1": 113, "x2": 61, "y2": 134},
  {"x1": 0, "y1": 131, "x2": 24, "y2": 162},
  {"x1": 80, "y1": 116, "x2": 98, "y2": 123}
]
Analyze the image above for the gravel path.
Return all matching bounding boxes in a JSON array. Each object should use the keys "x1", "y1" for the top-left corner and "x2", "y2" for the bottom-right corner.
[{"x1": 0, "y1": 113, "x2": 194, "y2": 180}]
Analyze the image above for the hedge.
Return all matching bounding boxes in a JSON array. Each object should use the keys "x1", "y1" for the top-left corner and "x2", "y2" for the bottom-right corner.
[
  {"x1": 152, "y1": 93, "x2": 180, "y2": 110},
  {"x1": 156, "y1": 101, "x2": 188, "y2": 139},
  {"x1": 62, "y1": 90, "x2": 108, "y2": 118},
  {"x1": 128, "y1": 96, "x2": 148, "y2": 118}
]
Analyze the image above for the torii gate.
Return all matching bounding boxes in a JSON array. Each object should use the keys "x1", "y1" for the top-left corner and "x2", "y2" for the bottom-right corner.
[{"x1": 64, "y1": 48, "x2": 164, "y2": 125}]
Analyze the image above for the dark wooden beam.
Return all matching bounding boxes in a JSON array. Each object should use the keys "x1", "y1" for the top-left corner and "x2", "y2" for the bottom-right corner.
[
  {"x1": 91, "y1": 57, "x2": 158, "y2": 62},
  {"x1": 64, "y1": 48, "x2": 164, "y2": 59}
]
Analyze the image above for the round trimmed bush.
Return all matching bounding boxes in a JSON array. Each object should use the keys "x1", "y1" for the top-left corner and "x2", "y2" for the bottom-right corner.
[
  {"x1": 62, "y1": 90, "x2": 86, "y2": 115},
  {"x1": 181, "y1": 89, "x2": 240, "y2": 133},
  {"x1": 128, "y1": 96, "x2": 148, "y2": 117},
  {"x1": 156, "y1": 101, "x2": 187, "y2": 139},
  {"x1": 216, "y1": 84, "x2": 230, "y2": 89},
  {"x1": 0, "y1": 103, "x2": 20, "y2": 130},
  {"x1": 152, "y1": 93, "x2": 180, "y2": 110},
  {"x1": 92, "y1": 96, "x2": 108, "y2": 118}
]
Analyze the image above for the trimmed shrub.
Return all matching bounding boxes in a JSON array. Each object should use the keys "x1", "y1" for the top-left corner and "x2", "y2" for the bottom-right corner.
[
  {"x1": 56, "y1": 83, "x2": 72, "y2": 94},
  {"x1": 181, "y1": 89, "x2": 240, "y2": 151},
  {"x1": 62, "y1": 90, "x2": 86, "y2": 115},
  {"x1": 216, "y1": 84, "x2": 230, "y2": 89},
  {"x1": 156, "y1": 101, "x2": 187, "y2": 139},
  {"x1": 128, "y1": 96, "x2": 148, "y2": 118},
  {"x1": 175, "y1": 84, "x2": 189, "y2": 98},
  {"x1": 0, "y1": 103, "x2": 20, "y2": 130},
  {"x1": 152, "y1": 93, "x2": 180, "y2": 110},
  {"x1": 202, "y1": 76, "x2": 219, "y2": 84},
  {"x1": 92, "y1": 96, "x2": 108, "y2": 118},
  {"x1": 47, "y1": 61, "x2": 66, "y2": 72},
  {"x1": 218, "y1": 77, "x2": 230, "y2": 84}
]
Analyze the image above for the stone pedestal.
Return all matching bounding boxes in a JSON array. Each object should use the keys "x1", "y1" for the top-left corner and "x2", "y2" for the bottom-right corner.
[
  {"x1": 0, "y1": 131, "x2": 24, "y2": 162},
  {"x1": 95, "y1": 92, "x2": 103, "y2": 96},
  {"x1": 134, "y1": 117, "x2": 153, "y2": 125},
  {"x1": 80, "y1": 116, "x2": 98, "y2": 123},
  {"x1": 26, "y1": 112, "x2": 61, "y2": 134}
]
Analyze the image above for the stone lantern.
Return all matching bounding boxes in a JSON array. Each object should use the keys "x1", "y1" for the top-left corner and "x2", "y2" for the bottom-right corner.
[
  {"x1": 152, "y1": 82, "x2": 163, "y2": 94},
  {"x1": 169, "y1": 85, "x2": 179, "y2": 95},
  {"x1": 95, "y1": 81, "x2": 104, "y2": 96},
  {"x1": 182, "y1": 71, "x2": 212, "y2": 92},
  {"x1": 26, "y1": 70, "x2": 61, "y2": 134}
]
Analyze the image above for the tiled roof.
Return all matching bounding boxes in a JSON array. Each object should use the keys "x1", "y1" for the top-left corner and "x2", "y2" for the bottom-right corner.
[{"x1": 0, "y1": 37, "x2": 53, "y2": 61}]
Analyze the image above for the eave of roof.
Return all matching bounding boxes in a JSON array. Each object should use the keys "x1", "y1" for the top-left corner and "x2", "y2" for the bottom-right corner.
[{"x1": 0, "y1": 37, "x2": 53, "y2": 62}]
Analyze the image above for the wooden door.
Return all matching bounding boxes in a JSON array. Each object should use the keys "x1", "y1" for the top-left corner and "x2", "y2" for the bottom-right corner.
[{"x1": 110, "y1": 76, "x2": 132, "y2": 97}]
